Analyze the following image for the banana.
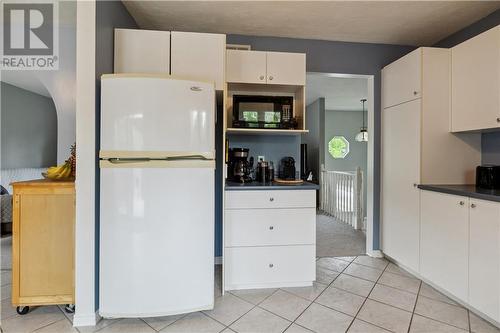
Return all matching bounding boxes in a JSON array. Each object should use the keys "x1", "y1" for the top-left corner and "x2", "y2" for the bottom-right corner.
[{"x1": 47, "y1": 162, "x2": 72, "y2": 179}]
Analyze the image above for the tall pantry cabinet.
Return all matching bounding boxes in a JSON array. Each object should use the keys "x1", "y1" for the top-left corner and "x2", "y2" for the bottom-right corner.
[{"x1": 381, "y1": 47, "x2": 481, "y2": 272}]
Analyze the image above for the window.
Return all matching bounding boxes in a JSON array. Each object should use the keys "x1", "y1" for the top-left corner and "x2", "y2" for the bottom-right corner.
[{"x1": 328, "y1": 136, "x2": 349, "y2": 159}]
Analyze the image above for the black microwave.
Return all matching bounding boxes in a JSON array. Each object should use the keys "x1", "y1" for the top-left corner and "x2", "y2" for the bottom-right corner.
[{"x1": 232, "y1": 95, "x2": 296, "y2": 129}]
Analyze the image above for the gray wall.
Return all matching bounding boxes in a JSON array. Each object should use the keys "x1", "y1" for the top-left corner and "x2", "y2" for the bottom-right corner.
[
  {"x1": 324, "y1": 110, "x2": 368, "y2": 215},
  {"x1": 434, "y1": 9, "x2": 500, "y2": 164},
  {"x1": 302, "y1": 98, "x2": 324, "y2": 180},
  {"x1": 96, "y1": 0, "x2": 138, "y2": 310},
  {"x1": 228, "y1": 34, "x2": 415, "y2": 250},
  {"x1": 228, "y1": 134, "x2": 301, "y2": 175},
  {"x1": 1, "y1": 82, "x2": 57, "y2": 169}
]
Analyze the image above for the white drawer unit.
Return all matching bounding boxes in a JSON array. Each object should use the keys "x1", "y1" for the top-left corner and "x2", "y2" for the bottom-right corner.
[
  {"x1": 225, "y1": 245, "x2": 315, "y2": 290},
  {"x1": 225, "y1": 190, "x2": 315, "y2": 209},
  {"x1": 224, "y1": 189, "x2": 317, "y2": 291},
  {"x1": 225, "y1": 208, "x2": 315, "y2": 247}
]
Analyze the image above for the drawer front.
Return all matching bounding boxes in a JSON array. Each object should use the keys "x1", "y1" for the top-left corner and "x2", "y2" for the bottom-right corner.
[
  {"x1": 224, "y1": 245, "x2": 315, "y2": 289},
  {"x1": 225, "y1": 190, "x2": 315, "y2": 209},
  {"x1": 225, "y1": 208, "x2": 315, "y2": 247}
]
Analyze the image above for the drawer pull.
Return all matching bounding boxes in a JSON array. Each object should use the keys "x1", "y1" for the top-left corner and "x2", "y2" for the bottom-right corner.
[
  {"x1": 269, "y1": 197, "x2": 274, "y2": 202},
  {"x1": 471, "y1": 203, "x2": 476, "y2": 208},
  {"x1": 459, "y1": 201, "x2": 465, "y2": 206},
  {"x1": 269, "y1": 263, "x2": 274, "y2": 268},
  {"x1": 269, "y1": 226, "x2": 274, "y2": 230},
  {"x1": 259, "y1": 75, "x2": 265, "y2": 80}
]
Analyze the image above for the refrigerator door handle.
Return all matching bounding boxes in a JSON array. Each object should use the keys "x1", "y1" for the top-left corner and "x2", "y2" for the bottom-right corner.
[
  {"x1": 107, "y1": 155, "x2": 214, "y2": 164},
  {"x1": 164, "y1": 154, "x2": 213, "y2": 161}
]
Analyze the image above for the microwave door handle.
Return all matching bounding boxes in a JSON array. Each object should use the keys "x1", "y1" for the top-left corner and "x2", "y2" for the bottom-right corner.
[{"x1": 164, "y1": 155, "x2": 213, "y2": 161}]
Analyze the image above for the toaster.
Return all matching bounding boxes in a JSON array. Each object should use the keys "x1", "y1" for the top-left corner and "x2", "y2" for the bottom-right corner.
[{"x1": 476, "y1": 165, "x2": 500, "y2": 189}]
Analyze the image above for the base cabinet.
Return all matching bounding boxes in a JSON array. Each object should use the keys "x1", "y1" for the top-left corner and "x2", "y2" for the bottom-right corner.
[
  {"x1": 12, "y1": 180, "x2": 75, "y2": 307},
  {"x1": 224, "y1": 190, "x2": 316, "y2": 290},
  {"x1": 469, "y1": 198, "x2": 500, "y2": 321},
  {"x1": 419, "y1": 190, "x2": 500, "y2": 324},
  {"x1": 420, "y1": 191, "x2": 469, "y2": 301}
]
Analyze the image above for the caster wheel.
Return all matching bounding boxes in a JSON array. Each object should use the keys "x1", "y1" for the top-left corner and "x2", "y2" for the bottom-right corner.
[
  {"x1": 64, "y1": 304, "x2": 75, "y2": 314},
  {"x1": 16, "y1": 306, "x2": 29, "y2": 315}
]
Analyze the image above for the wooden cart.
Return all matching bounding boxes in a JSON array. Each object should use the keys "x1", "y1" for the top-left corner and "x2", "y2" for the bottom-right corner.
[{"x1": 11, "y1": 179, "x2": 75, "y2": 315}]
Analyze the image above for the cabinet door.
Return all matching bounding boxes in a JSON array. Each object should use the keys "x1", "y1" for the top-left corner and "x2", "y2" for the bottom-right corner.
[
  {"x1": 114, "y1": 29, "x2": 170, "y2": 74},
  {"x1": 469, "y1": 198, "x2": 500, "y2": 321},
  {"x1": 420, "y1": 191, "x2": 469, "y2": 301},
  {"x1": 381, "y1": 99, "x2": 421, "y2": 272},
  {"x1": 266, "y1": 52, "x2": 306, "y2": 85},
  {"x1": 171, "y1": 31, "x2": 226, "y2": 90},
  {"x1": 226, "y1": 50, "x2": 267, "y2": 84},
  {"x1": 452, "y1": 26, "x2": 500, "y2": 132},
  {"x1": 15, "y1": 193, "x2": 75, "y2": 302},
  {"x1": 382, "y1": 48, "x2": 422, "y2": 108}
]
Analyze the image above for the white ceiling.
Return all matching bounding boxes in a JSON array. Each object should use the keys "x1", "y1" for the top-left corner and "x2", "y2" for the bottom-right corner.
[
  {"x1": 306, "y1": 74, "x2": 368, "y2": 111},
  {"x1": 123, "y1": 1, "x2": 500, "y2": 46}
]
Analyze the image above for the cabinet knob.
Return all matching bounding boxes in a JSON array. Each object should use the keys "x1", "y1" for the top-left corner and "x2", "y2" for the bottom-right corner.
[
  {"x1": 413, "y1": 183, "x2": 418, "y2": 187},
  {"x1": 269, "y1": 197, "x2": 274, "y2": 202},
  {"x1": 269, "y1": 226, "x2": 274, "y2": 230},
  {"x1": 269, "y1": 263, "x2": 274, "y2": 268},
  {"x1": 413, "y1": 91, "x2": 418, "y2": 96},
  {"x1": 471, "y1": 203, "x2": 476, "y2": 208},
  {"x1": 259, "y1": 75, "x2": 265, "y2": 80},
  {"x1": 269, "y1": 76, "x2": 274, "y2": 81},
  {"x1": 497, "y1": 117, "x2": 500, "y2": 123},
  {"x1": 459, "y1": 201, "x2": 465, "y2": 206}
]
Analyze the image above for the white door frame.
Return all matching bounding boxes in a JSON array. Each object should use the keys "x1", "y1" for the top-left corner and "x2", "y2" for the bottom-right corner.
[
  {"x1": 74, "y1": 0, "x2": 98, "y2": 327},
  {"x1": 307, "y1": 72, "x2": 377, "y2": 257}
]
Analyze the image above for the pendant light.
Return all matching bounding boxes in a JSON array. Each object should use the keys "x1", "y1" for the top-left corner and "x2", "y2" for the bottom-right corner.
[{"x1": 355, "y1": 98, "x2": 368, "y2": 142}]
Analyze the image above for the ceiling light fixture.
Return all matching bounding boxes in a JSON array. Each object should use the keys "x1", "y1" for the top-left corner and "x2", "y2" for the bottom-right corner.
[{"x1": 355, "y1": 98, "x2": 368, "y2": 142}]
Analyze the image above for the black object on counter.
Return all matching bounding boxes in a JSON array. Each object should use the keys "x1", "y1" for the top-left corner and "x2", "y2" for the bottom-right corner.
[
  {"x1": 256, "y1": 161, "x2": 269, "y2": 183},
  {"x1": 476, "y1": 165, "x2": 500, "y2": 189},
  {"x1": 300, "y1": 144, "x2": 308, "y2": 180},
  {"x1": 228, "y1": 148, "x2": 252, "y2": 183},
  {"x1": 279, "y1": 157, "x2": 296, "y2": 180}
]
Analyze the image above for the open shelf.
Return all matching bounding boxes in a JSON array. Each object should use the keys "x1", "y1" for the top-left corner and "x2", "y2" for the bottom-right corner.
[{"x1": 226, "y1": 128, "x2": 309, "y2": 136}]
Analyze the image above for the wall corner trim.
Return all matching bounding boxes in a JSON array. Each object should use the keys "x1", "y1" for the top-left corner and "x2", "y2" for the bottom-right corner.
[
  {"x1": 73, "y1": 311, "x2": 101, "y2": 327},
  {"x1": 367, "y1": 250, "x2": 384, "y2": 258}
]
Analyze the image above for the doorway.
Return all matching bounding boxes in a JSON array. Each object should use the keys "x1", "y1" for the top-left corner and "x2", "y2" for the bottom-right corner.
[{"x1": 304, "y1": 72, "x2": 375, "y2": 257}]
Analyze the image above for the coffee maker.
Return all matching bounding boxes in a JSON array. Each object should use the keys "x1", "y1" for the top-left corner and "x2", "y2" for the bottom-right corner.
[
  {"x1": 279, "y1": 156, "x2": 296, "y2": 180},
  {"x1": 228, "y1": 148, "x2": 251, "y2": 183}
]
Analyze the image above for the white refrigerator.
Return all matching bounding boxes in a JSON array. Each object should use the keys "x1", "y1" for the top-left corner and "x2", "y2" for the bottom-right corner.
[{"x1": 99, "y1": 74, "x2": 215, "y2": 318}]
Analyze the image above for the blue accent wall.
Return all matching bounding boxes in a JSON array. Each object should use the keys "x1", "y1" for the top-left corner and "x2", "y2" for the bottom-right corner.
[
  {"x1": 227, "y1": 34, "x2": 415, "y2": 250},
  {"x1": 95, "y1": 0, "x2": 138, "y2": 311},
  {"x1": 433, "y1": 9, "x2": 500, "y2": 165}
]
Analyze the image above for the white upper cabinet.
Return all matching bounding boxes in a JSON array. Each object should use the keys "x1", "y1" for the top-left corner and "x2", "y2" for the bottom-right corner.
[
  {"x1": 226, "y1": 50, "x2": 267, "y2": 84},
  {"x1": 451, "y1": 26, "x2": 500, "y2": 132},
  {"x1": 469, "y1": 198, "x2": 500, "y2": 322},
  {"x1": 420, "y1": 191, "x2": 469, "y2": 301},
  {"x1": 226, "y1": 50, "x2": 306, "y2": 85},
  {"x1": 382, "y1": 48, "x2": 422, "y2": 109},
  {"x1": 114, "y1": 29, "x2": 226, "y2": 89},
  {"x1": 114, "y1": 29, "x2": 170, "y2": 74},
  {"x1": 266, "y1": 52, "x2": 306, "y2": 85},
  {"x1": 170, "y1": 31, "x2": 226, "y2": 90}
]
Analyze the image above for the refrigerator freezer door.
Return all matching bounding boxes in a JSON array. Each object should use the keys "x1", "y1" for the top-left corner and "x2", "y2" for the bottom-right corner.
[
  {"x1": 100, "y1": 166, "x2": 214, "y2": 317},
  {"x1": 101, "y1": 75, "x2": 215, "y2": 153}
]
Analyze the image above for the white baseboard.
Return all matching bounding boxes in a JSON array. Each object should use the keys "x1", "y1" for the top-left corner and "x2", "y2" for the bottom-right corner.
[
  {"x1": 73, "y1": 311, "x2": 100, "y2": 327},
  {"x1": 215, "y1": 256, "x2": 222, "y2": 265},
  {"x1": 367, "y1": 250, "x2": 384, "y2": 258}
]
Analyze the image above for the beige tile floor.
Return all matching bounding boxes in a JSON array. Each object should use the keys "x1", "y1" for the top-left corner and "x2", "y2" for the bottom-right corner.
[{"x1": 2, "y1": 251, "x2": 500, "y2": 333}]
